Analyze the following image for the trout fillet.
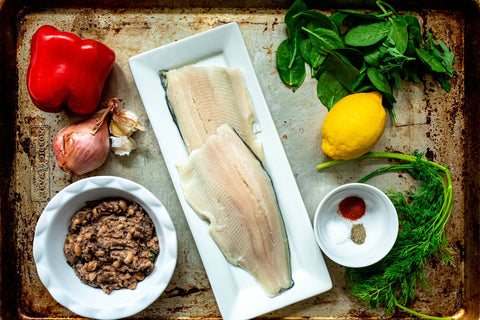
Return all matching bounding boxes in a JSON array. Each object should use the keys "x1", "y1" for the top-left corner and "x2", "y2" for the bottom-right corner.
[
  {"x1": 176, "y1": 124, "x2": 292, "y2": 296},
  {"x1": 164, "y1": 66, "x2": 264, "y2": 161}
]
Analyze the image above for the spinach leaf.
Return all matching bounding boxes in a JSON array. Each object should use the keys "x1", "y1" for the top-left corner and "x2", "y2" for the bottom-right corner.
[
  {"x1": 352, "y1": 72, "x2": 369, "y2": 92},
  {"x1": 276, "y1": 39, "x2": 306, "y2": 91},
  {"x1": 344, "y1": 21, "x2": 390, "y2": 47},
  {"x1": 367, "y1": 68, "x2": 396, "y2": 104},
  {"x1": 323, "y1": 49, "x2": 360, "y2": 92},
  {"x1": 294, "y1": 10, "x2": 337, "y2": 31},
  {"x1": 299, "y1": 38, "x2": 326, "y2": 77},
  {"x1": 404, "y1": 39, "x2": 417, "y2": 57},
  {"x1": 284, "y1": 0, "x2": 309, "y2": 68},
  {"x1": 388, "y1": 16, "x2": 408, "y2": 54},
  {"x1": 299, "y1": 38, "x2": 313, "y2": 65},
  {"x1": 285, "y1": 0, "x2": 308, "y2": 35},
  {"x1": 338, "y1": 9, "x2": 388, "y2": 21},
  {"x1": 310, "y1": 48, "x2": 326, "y2": 72},
  {"x1": 364, "y1": 46, "x2": 389, "y2": 67},
  {"x1": 330, "y1": 11, "x2": 348, "y2": 34},
  {"x1": 335, "y1": 48, "x2": 366, "y2": 71},
  {"x1": 317, "y1": 70, "x2": 350, "y2": 110},
  {"x1": 406, "y1": 13, "x2": 422, "y2": 45},
  {"x1": 303, "y1": 26, "x2": 344, "y2": 53}
]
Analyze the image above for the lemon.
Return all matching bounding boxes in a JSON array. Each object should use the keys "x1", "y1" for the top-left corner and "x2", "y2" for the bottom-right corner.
[{"x1": 321, "y1": 92, "x2": 386, "y2": 160}]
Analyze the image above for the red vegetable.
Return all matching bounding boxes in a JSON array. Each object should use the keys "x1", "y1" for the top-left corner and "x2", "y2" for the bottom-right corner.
[{"x1": 26, "y1": 25, "x2": 115, "y2": 115}]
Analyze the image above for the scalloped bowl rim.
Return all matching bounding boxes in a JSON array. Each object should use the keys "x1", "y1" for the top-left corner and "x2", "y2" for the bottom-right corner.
[
  {"x1": 33, "y1": 176, "x2": 177, "y2": 319},
  {"x1": 313, "y1": 183, "x2": 398, "y2": 268}
]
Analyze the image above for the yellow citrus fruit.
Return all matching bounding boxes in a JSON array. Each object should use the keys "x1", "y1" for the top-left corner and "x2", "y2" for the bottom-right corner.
[{"x1": 321, "y1": 92, "x2": 386, "y2": 160}]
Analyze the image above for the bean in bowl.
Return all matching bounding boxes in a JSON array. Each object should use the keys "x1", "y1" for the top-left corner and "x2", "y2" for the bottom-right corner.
[{"x1": 64, "y1": 198, "x2": 159, "y2": 294}]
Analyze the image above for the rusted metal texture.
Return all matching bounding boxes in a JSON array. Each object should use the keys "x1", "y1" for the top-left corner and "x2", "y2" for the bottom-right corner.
[{"x1": 0, "y1": 0, "x2": 479, "y2": 319}]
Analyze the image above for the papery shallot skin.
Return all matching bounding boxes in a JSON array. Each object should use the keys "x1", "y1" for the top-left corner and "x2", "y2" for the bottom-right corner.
[{"x1": 53, "y1": 117, "x2": 110, "y2": 175}]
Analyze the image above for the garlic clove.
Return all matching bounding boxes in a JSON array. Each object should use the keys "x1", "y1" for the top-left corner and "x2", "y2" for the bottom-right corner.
[
  {"x1": 110, "y1": 135, "x2": 137, "y2": 156},
  {"x1": 53, "y1": 116, "x2": 110, "y2": 175},
  {"x1": 110, "y1": 110, "x2": 145, "y2": 137},
  {"x1": 110, "y1": 119, "x2": 133, "y2": 137}
]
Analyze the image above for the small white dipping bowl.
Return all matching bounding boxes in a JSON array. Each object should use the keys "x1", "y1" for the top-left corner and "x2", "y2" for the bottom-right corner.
[
  {"x1": 33, "y1": 176, "x2": 177, "y2": 319},
  {"x1": 313, "y1": 183, "x2": 398, "y2": 268}
]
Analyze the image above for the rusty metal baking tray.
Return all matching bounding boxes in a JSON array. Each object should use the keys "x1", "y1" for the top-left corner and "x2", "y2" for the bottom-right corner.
[{"x1": 0, "y1": 0, "x2": 478, "y2": 319}]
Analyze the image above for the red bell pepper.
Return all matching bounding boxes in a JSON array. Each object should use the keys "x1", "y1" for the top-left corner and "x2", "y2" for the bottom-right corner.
[{"x1": 27, "y1": 25, "x2": 115, "y2": 115}]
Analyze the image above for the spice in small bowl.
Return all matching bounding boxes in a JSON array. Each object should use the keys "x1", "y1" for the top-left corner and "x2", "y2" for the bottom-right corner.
[
  {"x1": 313, "y1": 183, "x2": 398, "y2": 268},
  {"x1": 350, "y1": 223, "x2": 366, "y2": 245},
  {"x1": 338, "y1": 196, "x2": 366, "y2": 221},
  {"x1": 325, "y1": 195, "x2": 367, "y2": 245}
]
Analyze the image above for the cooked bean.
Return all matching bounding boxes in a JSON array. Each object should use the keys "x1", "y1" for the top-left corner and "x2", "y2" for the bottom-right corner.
[
  {"x1": 64, "y1": 198, "x2": 159, "y2": 294},
  {"x1": 74, "y1": 244, "x2": 82, "y2": 257},
  {"x1": 119, "y1": 200, "x2": 127, "y2": 211}
]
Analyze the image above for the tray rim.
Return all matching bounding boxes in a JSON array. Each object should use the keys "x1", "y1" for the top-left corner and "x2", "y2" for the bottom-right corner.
[{"x1": 1, "y1": 1, "x2": 479, "y2": 319}]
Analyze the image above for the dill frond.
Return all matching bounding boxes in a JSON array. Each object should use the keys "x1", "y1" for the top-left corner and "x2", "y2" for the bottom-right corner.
[{"x1": 318, "y1": 152, "x2": 456, "y2": 319}]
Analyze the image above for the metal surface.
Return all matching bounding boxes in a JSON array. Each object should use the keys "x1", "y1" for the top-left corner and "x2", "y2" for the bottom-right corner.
[{"x1": 0, "y1": 0, "x2": 478, "y2": 319}]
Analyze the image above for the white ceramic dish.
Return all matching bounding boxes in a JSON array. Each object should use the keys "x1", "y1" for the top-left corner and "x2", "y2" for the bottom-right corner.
[
  {"x1": 313, "y1": 183, "x2": 399, "y2": 268},
  {"x1": 129, "y1": 22, "x2": 332, "y2": 320},
  {"x1": 33, "y1": 176, "x2": 177, "y2": 320}
]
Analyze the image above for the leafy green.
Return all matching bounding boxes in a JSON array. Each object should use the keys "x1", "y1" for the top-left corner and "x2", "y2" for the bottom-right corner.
[
  {"x1": 276, "y1": 39, "x2": 306, "y2": 91},
  {"x1": 294, "y1": 10, "x2": 336, "y2": 31},
  {"x1": 316, "y1": 70, "x2": 350, "y2": 110},
  {"x1": 387, "y1": 16, "x2": 408, "y2": 54},
  {"x1": 330, "y1": 11, "x2": 348, "y2": 33},
  {"x1": 284, "y1": 0, "x2": 309, "y2": 68},
  {"x1": 322, "y1": 49, "x2": 360, "y2": 92},
  {"x1": 302, "y1": 26, "x2": 344, "y2": 53},
  {"x1": 276, "y1": 0, "x2": 457, "y2": 121},
  {"x1": 317, "y1": 152, "x2": 458, "y2": 320},
  {"x1": 344, "y1": 21, "x2": 390, "y2": 47}
]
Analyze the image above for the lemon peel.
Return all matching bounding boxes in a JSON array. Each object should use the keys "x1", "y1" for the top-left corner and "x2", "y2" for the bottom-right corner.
[{"x1": 321, "y1": 92, "x2": 386, "y2": 160}]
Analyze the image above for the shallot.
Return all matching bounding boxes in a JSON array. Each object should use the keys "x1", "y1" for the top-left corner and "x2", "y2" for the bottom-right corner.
[
  {"x1": 53, "y1": 112, "x2": 110, "y2": 175},
  {"x1": 53, "y1": 98, "x2": 145, "y2": 175}
]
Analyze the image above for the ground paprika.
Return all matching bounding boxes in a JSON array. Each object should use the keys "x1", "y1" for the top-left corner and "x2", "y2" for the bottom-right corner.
[{"x1": 338, "y1": 196, "x2": 366, "y2": 220}]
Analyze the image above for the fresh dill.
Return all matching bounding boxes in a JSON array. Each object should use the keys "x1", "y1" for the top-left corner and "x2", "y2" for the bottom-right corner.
[{"x1": 317, "y1": 152, "x2": 461, "y2": 319}]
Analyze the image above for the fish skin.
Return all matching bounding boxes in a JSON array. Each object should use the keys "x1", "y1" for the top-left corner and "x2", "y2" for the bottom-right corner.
[
  {"x1": 165, "y1": 66, "x2": 264, "y2": 161},
  {"x1": 176, "y1": 124, "x2": 292, "y2": 296}
]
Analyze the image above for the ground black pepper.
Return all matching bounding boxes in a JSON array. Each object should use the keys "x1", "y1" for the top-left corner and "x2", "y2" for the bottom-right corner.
[{"x1": 350, "y1": 223, "x2": 366, "y2": 245}]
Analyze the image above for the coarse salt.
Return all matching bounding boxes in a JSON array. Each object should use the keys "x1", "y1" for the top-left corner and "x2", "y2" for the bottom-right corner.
[{"x1": 326, "y1": 218, "x2": 350, "y2": 244}]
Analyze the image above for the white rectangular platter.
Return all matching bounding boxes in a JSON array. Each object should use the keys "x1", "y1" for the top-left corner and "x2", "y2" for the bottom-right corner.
[{"x1": 129, "y1": 22, "x2": 332, "y2": 320}]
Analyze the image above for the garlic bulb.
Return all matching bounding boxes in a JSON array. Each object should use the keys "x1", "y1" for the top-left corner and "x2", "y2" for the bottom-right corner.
[
  {"x1": 110, "y1": 109, "x2": 145, "y2": 137},
  {"x1": 110, "y1": 135, "x2": 137, "y2": 156},
  {"x1": 53, "y1": 115, "x2": 110, "y2": 175}
]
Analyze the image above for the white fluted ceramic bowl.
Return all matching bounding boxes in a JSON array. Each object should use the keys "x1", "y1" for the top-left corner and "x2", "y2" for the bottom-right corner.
[
  {"x1": 314, "y1": 183, "x2": 398, "y2": 268},
  {"x1": 33, "y1": 176, "x2": 177, "y2": 319}
]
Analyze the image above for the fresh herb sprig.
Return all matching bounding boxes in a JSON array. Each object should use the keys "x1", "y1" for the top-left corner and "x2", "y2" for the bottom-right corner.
[
  {"x1": 276, "y1": 0, "x2": 457, "y2": 121},
  {"x1": 317, "y1": 152, "x2": 463, "y2": 319}
]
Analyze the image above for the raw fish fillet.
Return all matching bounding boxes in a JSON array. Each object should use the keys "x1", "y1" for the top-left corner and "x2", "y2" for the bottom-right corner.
[
  {"x1": 165, "y1": 66, "x2": 264, "y2": 161},
  {"x1": 176, "y1": 124, "x2": 292, "y2": 296}
]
